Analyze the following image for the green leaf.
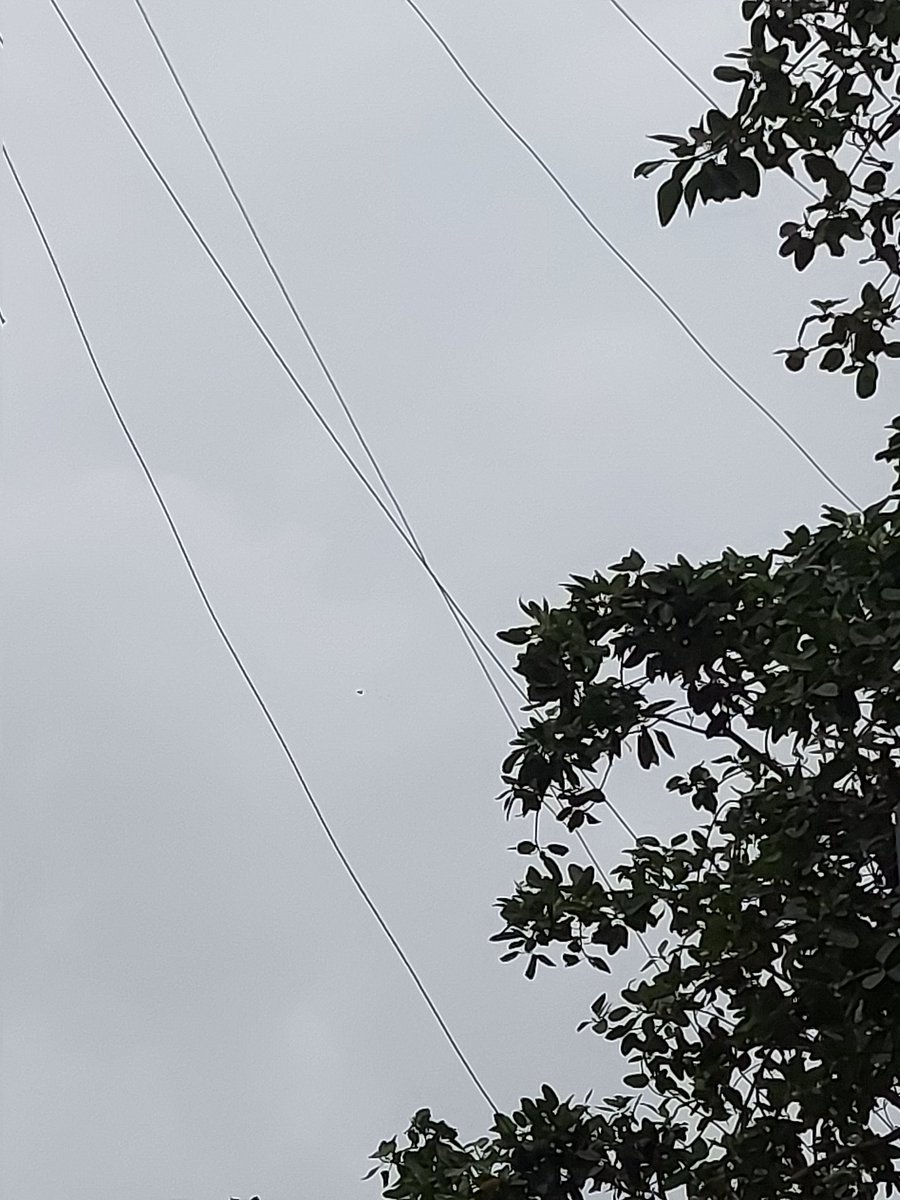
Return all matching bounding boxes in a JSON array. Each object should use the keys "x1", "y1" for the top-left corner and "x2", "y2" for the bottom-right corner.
[
  {"x1": 856, "y1": 361, "x2": 878, "y2": 398},
  {"x1": 623, "y1": 1072, "x2": 649, "y2": 1089},
  {"x1": 714, "y1": 65, "x2": 749, "y2": 82},
  {"x1": 634, "y1": 159, "x2": 666, "y2": 179},
  {"x1": 828, "y1": 928, "x2": 860, "y2": 948},
  {"x1": 497, "y1": 627, "x2": 531, "y2": 645},
  {"x1": 657, "y1": 174, "x2": 684, "y2": 226},
  {"x1": 733, "y1": 155, "x2": 761, "y2": 196},
  {"x1": 610, "y1": 549, "x2": 645, "y2": 573},
  {"x1": 655, "y1": 728, "x2": 675, "y2": 758},
  {"x1": 637, "y1": 729, "x2": 659, "y2": 769},
  {"x1": 812, "y1": 682, "x2": 838, "y2": 697}
]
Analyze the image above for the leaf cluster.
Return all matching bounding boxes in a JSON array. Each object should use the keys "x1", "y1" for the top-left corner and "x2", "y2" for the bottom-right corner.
[
  {"x1": 376, "y1": 470, "x2": 900, "y2": 1197},
  {"x1": 638, "y1": 0, "x2": 900, "y2": 396}
]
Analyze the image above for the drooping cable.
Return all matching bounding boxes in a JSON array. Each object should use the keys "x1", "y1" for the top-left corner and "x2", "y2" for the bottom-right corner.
[
  {"x1": 126, "y1": 0, "x2": 533, "y2": 716},
  {"x1": 124, "y1": 1, "x2": 642, "y2": 848},
  {"x1": 130, "y1": 0, "x2": 420, "y2": 554},
  {"x1": 398, "y1": 0, "x2": 859, "y2": 511},
  {"x1": 4, "y1": 142, "x2": 497, "y2": 1115},
  {"x1": 606, "y1": 0, "x2": 717, "y2": 107},
  {"x1": 49, "y1": 0, "x2": 522, "y2": 709},
  {"x1": 603, "y1": 0, "x2": 819, "y2": 202},
  {"x1": 52, "y1": 0, "x2": 837, "y2": 855}
]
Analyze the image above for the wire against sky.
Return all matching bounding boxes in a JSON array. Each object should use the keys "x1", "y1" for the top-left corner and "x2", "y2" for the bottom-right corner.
[
  {"x1": 603, "y1": 0, "x2": 819, "y2": 203},
  {"x1": 125, "y1": 0, "x2": 521, "y2": 710},
  {"x1": 130, "y1": 0, "x2": 420, "y2": 553},
  {"x1": 3, "y1": 143, "x2": 497, "y2": 1116},
  {"x1": 398, "y1": 0, "x2": 859, "y2": 511},
  {"x1": 605, "y1": 0, "x2": 717, "y2": 107},
  {"x1": 124, "y1": 0, "x2": 640, "y2": 849},
  {"x1": 48, "y1": 0, "x2": 525, "y2": 712}
]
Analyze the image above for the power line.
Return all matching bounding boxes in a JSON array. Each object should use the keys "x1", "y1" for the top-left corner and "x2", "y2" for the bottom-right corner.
[
  {"x1": 51, "y1": 0, "x2": 650, "y2": 856},
  {"x1": 125, "y1": 0, "x2": 529, "y2": 707},
  {"x1": 3, "y1": 142, "x2": 497, "y2": 1116},
  {"x1": 398, "y1": 0, "x2": 859, "y2": 511},
  {"x1": 130, "y1": 0, "x2": 421, "y2": 554},
  {"x1": 603, "y1": 0, "x2": 819, "y2": 202},
  {"x1": 125, "y1": 1, "x2": 643, "y2": 847},
  {"x1": 49, "y1": 0, "x2": 522, "y2": 709},
  {"x1": 605, "y1": 0, "x2": 717, "y2": 108}
]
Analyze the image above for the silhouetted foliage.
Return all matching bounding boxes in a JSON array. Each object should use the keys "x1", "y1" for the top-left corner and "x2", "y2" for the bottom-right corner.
[
  {"x1": 372, "y1": 4, "x2": 900, "y2": 1198},
  {"x1": 638, "y1": 0, "x2": 900, "y2": 398}
]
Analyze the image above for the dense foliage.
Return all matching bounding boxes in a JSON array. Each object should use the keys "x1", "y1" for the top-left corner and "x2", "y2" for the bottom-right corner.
[
  {"x1": 371, "y1": 436, "x2": 900, "y2": 1198},
  {"x1": 371, "y1": 4, "x2": 900, "y2": 1198},
  {"x1": 638, "y1": 0, "x2": 900, "y2": 397}
]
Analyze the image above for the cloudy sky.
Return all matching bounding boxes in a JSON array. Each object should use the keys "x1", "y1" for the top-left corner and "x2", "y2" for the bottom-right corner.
[{"x1": 3, "y1": 2, "x2": 896, "y2": 1198}]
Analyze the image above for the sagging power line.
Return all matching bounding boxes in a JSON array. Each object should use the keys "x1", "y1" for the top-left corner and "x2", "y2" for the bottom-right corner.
[
  {"x1": 398, "y1": 0, "x2": 858, "y2": 510},
  {"x1": 4, "y1": 142, "x2": 497, "y2": 1115}
]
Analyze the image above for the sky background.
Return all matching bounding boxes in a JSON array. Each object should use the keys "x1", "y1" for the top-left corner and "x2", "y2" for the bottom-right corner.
[{"x1": 3, "y1": 2, "x2": 897, "y2": 1198}]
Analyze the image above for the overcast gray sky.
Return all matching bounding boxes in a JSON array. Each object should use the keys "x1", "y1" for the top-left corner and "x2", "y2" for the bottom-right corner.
[{"x1": 3, "y1": 2, "x2": 896, "y2": 1198}]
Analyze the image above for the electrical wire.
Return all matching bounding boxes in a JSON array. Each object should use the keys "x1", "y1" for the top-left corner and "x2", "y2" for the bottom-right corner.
[
  {"x1": 605, "y1": 0, "x2": 717, "y2": 108},
  {"x1": 125, "y1": 0, "x2": 642, "y2": 855},
  {"x1": 52, "y1": 0, "x2": 838, "y2": 855},
  {"x1": 58, "y1": 0, "x2": 645, "y2": 850},
  {"x1": 130, "y1": 0, "x2": 420, "y2": 554},
  {"x1": 603, "y1": 0, "x2": 819, "y2": 202},
  {"x1": 398, "y1": 0, "x2": 860, "y2": 511},
  {"x1": 125, "y1": 0, "x2": 531, "y2": 717},
  {"x1": 49, "y1": 0, "x2": 522, "y2": 710},
  {"x1": 3, "y1": 142, "x2": 497, "y2": 1116}
]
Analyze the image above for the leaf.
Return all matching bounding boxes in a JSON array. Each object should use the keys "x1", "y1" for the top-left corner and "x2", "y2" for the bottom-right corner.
[
  {"x1": 875, "y1": 938, "x2": 900, "y2": 965},
  {"x1": 649, "y1": 134, "x2": 689, "y2": 146},
  {"x1": 733, "y1": 154, "x2": 761, "y2": 196},
  {"x1": 655, "y1": 728, "x2": 676, "y2": 758},
  {"x1": 861, "y1": 281, "x2": 881, "y2": 307},
  {"x1": 497, "y1": 627, "x2": 531, "y2": 645},
  {"x1": 637, "y1": 729, "x2": 659, "y2": 769},
  {"x1": 856, "y1": 361, "x2": 878, "y2": 398},
  {"x1": 714, "y1": 65, "x2": 749, "y2": 82},
  {"x1": 820, "y1": 347, "x2": 844, "y2": 372},
  {"x1": 657, "y1": 174, "x2": 684, "y2": 226},
  {"x1": 610, "y1": 549, "x2": 645, "y2": 573},
  {"x1": 795, "y1": 239, "x2": 815, "y2": 271},
  {"x1": 623, "y1": 1072, "x2": 649, "y2": 1088},
  {"x1": 828, "y1": 928, "x2": 860, "y2": 948},
  {"x1": 634, "y1": 158, "x2": 667, "y2": 179},
  {"x1": 812, "y1": 682, "x2": 838, "y2": 697}
]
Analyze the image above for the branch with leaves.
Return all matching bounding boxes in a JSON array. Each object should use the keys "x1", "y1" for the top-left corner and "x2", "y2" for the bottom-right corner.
[{"x1": 638, "y1": 0, "x2": 900, "y2": 397}]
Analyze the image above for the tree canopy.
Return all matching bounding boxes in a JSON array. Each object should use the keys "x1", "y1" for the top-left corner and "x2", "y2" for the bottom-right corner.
[
  {"x1": 638, "y1": 0, "x2": 900, "y2": 398},
  {"x1": 371, "y1": 4, "x2": 900, "y2": 1198}
]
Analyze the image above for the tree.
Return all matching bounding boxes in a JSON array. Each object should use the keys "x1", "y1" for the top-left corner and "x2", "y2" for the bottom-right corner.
[
  {"x1": 637, "y1": 0, "x2": 900, "y2": 398},
  {"x1": 371, "y1": 4, "x2": 900, "y2": 1197}
]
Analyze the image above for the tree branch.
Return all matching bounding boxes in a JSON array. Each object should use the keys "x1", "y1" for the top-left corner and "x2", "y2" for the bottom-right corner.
[{"x1": 788, "y1": 1125, "x2": 900, "y2": 1186}]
